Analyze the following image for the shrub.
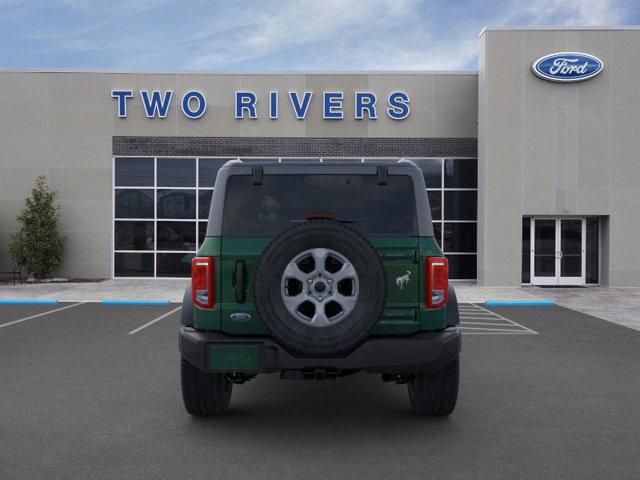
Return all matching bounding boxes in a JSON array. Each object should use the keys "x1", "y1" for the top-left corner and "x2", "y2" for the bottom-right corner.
[{"x1": 8, "y1": 175, "x2": 67, "y2": 279}]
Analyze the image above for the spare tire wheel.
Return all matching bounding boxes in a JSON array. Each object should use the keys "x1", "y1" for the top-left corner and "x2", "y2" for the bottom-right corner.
[{"x1": 253, "y1": 220, "x2": 387, "y2": 356}]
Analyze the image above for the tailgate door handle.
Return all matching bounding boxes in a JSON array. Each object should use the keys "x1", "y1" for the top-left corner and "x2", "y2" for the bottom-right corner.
[{"x1": 235, "y1": 261, "x2": 246, "y2": 304}]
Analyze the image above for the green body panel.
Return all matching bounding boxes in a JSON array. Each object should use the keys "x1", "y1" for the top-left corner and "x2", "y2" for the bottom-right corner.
[{"x1": 193, "y1": 235, "x2": 447, "y2": 335}]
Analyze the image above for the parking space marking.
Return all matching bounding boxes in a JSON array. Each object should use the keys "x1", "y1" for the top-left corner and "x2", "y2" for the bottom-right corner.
[
  {"x1": 459, "y1": 303, "x2": 538, "y2": 335},
  {"x1": 127, "y1": 306, "x2": 182, "y2": 335},
  {"x1": 0, "y1": 302, "x2": 83, "y2": 329}
]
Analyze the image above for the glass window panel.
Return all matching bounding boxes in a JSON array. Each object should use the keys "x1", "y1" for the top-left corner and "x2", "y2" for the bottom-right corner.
[
  {"x1": 444, "y1": 159, "x2": 477, "y2": 188},
  {"x1": 586, "y1": 217, "x2": 599, "y2": 284},
  {"x1": 222, "y1": 174, "x2": 417, "y2": 236},
  {"x1": 412, "y1": 159, "x2": 441, "y2": 188},
  {"x1": 534, "y1": 219, "x2": 556, "y2": 277},
  {"x1": 427, "y1": 191, "x2": 441, "y2": 220},
  {"x1": 443, "y1": 222, "x2": 477, "y2": 252},
  {"x1": 433, "y1": 222, "x2": 442, "y2": 248},
  {"x1": 199, "y1": 190, "x2": 213, "y2": 219},
  {"x1": 444, "y1": 191, "x2": 477, "y2": 220},
  {"x1": 198, "y1": 221, "x2": 207, "y2": 247},
  {"x1": 560, "y1": 219, "x2": 582, "y2": 277},
  {"x1": 157, "y1": 158, "x2": 196, "y2": 187},
  {"x1": 114, "y1": 221, "x2": 154, "y2": 250},
  {"x1": 115, "y1": 189, "x2": 154, "y2": 219},
  {"x1": 199, "y1": 158, "x2": 232, "y2": 187},
  {"x1": 115, "y1": 158, "x2": 154, "y2": 186},
  {"x1": 157, "y1": 189, "x2": 196, "y2": 219},
  {"x1": 522, "y1": 218, "x2": 531, "y2": 284},
  {"x1": 114, "y1": 252, "x2": 154, "y2": 277},
  {"x1": 157, "y1": 221, "x2": 197, "y2": 251},
  {"x1": 156, "y1": 253, "x2": 194, "y2": 278},
  {"x1": 446, "y1": 254, "x2": 477, "y2": 280}
]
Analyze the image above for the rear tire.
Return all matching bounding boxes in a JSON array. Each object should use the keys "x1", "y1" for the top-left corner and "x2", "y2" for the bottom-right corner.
[
  {"x1": 407, "y1": 356, "x2": 459, "y2": 416},
  {"x1": 181, "y1": 357, "x2": 232, "y2": 416}
]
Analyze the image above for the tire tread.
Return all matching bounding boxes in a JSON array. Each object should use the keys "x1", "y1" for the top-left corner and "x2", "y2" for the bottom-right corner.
[{"x1": 408, "y1": 357, "x2": 459, "y2": 416}]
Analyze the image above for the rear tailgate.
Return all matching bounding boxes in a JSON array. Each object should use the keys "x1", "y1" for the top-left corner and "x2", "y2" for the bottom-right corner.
[{"x1": 370, "y1": 237, "x2": 420, "y2": 335}]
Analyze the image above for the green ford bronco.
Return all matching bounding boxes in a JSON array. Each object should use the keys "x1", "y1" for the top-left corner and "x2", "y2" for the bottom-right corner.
[{"x1": 179, "y1": 159, "x2": 461, "y2": 416}]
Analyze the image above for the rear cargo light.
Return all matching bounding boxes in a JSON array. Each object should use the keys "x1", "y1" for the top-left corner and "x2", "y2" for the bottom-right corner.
[
  {"x1": 192, "y1": 257, "x2": 215, "y2": 308},
  {"x1": 426, "y1": 256, "x2": 448, "y2": 308}
]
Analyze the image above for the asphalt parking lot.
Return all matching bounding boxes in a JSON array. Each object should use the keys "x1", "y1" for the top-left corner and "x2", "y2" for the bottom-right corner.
[{"x1": 1, "y1": 302, "x2": 639, "y2": 480}]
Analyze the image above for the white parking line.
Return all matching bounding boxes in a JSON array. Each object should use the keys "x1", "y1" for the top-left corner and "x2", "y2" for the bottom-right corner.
[
  {"x1": 128, "y1": 306, "x2": 181, "y2": 335},
  {"x1": 458, "y1": 303, "x2": 539, "y2": 335},
  {"x1": 460, "y1": 321, "x2": 518, "y2": 327},
  {"x1": 472, "y1": 304, "x2": 538, "y2": 334},
  {"x1": 0, "y1": 302, "x2": 83, "y2": 329}
]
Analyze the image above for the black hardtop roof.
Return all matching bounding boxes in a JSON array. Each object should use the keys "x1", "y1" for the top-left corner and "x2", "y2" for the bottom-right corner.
[{"x1": 221, "y1": 158, "x2": 419, "y2": 168}]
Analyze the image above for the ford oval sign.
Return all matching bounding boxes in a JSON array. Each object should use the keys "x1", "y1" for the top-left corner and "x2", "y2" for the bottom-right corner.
[{"x1": 532, "y1": 52, "x2": 604, "y2": 82}]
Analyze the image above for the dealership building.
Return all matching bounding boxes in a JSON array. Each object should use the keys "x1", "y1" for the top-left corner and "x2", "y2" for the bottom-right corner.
[{"x1": 1, "y1": 26, "x2": 639, "y2": 286}]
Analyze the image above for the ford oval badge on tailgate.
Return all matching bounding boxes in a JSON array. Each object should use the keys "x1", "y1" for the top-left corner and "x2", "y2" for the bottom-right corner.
[{"x1": 230, "y1": 312, "x2": 252, "y2": 322}]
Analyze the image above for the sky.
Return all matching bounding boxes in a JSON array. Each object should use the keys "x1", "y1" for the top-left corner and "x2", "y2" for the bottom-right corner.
[{"x1": 0, "y1": 0, "x2": 638, "y2": 71}]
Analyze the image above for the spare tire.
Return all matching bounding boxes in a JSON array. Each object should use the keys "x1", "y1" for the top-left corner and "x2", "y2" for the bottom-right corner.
[{"x1": 253, "y1": 220, "x2": 386, "y2": 356}]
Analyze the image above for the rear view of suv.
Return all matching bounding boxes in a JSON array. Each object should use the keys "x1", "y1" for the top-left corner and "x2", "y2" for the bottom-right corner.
[{"x1": 179, "y1": 159, "x2": 461, "y2": 416}]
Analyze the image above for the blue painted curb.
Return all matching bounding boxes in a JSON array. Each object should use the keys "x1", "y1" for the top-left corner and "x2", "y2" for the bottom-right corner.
[
  {"x1": 0, "y1": 298, "x2": 59, "y2": 304},
  {"x1": 100, "y1": 299, "x2": 172, "y2": 305},
  {"x1": 485, "y1": 299, "x2": 555, "y2": 307}
]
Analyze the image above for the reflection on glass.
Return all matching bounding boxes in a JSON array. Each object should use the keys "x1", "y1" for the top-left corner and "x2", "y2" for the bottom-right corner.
[
  {"x1": 534, "y1": 220, "x2": 556, "y2": 277},
  {"x1": 115, "y1": 158, "x2": 154, "y2": 186},
  {"x1": 157, "y1": 189, "x2": 196, "y2": 219},
  {"x1": 156, "y1": 253, "x2": 194, "y2": 277},
  {"x1": 198, "y1": 222, "x2": 208, "y2": 247},
  {"x1": 586, "y1": 217, "x2": 599, "y2": 284},
  {"x1": 199, "y1": 190, "x2": 213, "y2": 219},
  {"x1": 428, "y1": 191, "x2": 442, "y2": 220},
  {"x1": 560, "y1": 219, "x2": 582, "y2": 277},
  {"x1": 446, "y1": 254, "x2": 477, "y2": 279},
  {"x1": 444, "y1": 159, "x2": 477, "y2": 188},
  {"x1": 199, "y1": 158, "x2": 233, "y2": 187},
  {"x1": 413, "y1": 159, "x2": 441, "y2": 188},
  {"x1": 115, "y1": 189, "x2": 154, "y2": 218},
  {"x1": 157, "y1": 158, "x2": 196, "y2": 187},
  {"x1": 433, "y1": 222, "x2": 442, "y2": 248},
  {"x1": 157, "y1": 222, "x2": 196, "y2": 251},
  {"x1": 522, "y1": 218, "x2": 531, "y2": 283},
  {"x1": 114, "y1": 252, "x2": 154, "y2": 277},
  {"x1": 114, "y1": 221, "x2": 154, "y2": 250},
  {"x1": 444, "y1": 191, "x2": 477, "y2": 220},
  {"x1": 443, "y1": 223, "x2": 476, "y2": 252}
]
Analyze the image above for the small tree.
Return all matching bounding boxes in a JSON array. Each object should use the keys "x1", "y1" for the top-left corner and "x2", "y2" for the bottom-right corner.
[{"x1": 9, "y1": 175, "x2": 67, "y2": 279}]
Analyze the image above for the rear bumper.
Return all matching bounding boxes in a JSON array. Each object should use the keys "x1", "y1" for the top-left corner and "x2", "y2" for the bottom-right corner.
[{"x1": 179, "y1": 327, "x2": 461, "y2": 374}]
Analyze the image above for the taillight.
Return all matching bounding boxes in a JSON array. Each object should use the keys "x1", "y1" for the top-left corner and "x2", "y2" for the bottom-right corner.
[
  {"x1": 426, "y1": 257, "x2": 448, "y2": 308},
  {"x1": 192, "y1": 257, "x2": 215, "y2": 308}
]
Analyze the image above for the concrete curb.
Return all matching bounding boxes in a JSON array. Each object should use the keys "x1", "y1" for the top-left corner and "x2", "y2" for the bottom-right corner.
[
  {"x1": 485, "y1": 299, "x2": 555, "y2": 306},
  {"x1": 0, "y1": 299, "x2": 59, "y2": 304}
]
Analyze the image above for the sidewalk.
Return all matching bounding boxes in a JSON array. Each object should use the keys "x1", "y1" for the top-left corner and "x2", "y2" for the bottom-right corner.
[{"x1": 0, "y1": 279, "x2": 189, "y2": 303}]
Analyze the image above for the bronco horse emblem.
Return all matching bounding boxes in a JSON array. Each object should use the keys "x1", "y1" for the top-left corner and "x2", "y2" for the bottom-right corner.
[{"x1": 395, "y1": 271, "x2": 411, "y2": 290}]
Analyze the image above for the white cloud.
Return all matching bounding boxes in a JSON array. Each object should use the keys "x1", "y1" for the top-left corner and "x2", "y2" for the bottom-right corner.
[
  {"x1": 510, "y1": 0, "x2": 623, "y2": 26},
  {"x1": 11, "y1": 0, "x2": 632, "y2": 70}
]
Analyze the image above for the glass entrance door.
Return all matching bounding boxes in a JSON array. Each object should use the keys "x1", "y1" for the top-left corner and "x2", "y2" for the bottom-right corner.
[{"x1": 531, "y1": 218, "x2": 586, "y2": 286}]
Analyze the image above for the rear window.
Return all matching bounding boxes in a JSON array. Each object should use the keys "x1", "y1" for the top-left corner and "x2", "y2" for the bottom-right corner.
[{"x1": 222, "y1": 174, "x2": 417, "y2": 236}]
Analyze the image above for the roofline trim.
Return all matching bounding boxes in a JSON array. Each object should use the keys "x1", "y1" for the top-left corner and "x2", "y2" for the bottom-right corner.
[
  {"x1": 0, "y1": 68, "x2": 478, "y2": 76},
  {"x1": 479, "y1": 25, "x2": 640, "y2": 38}
]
